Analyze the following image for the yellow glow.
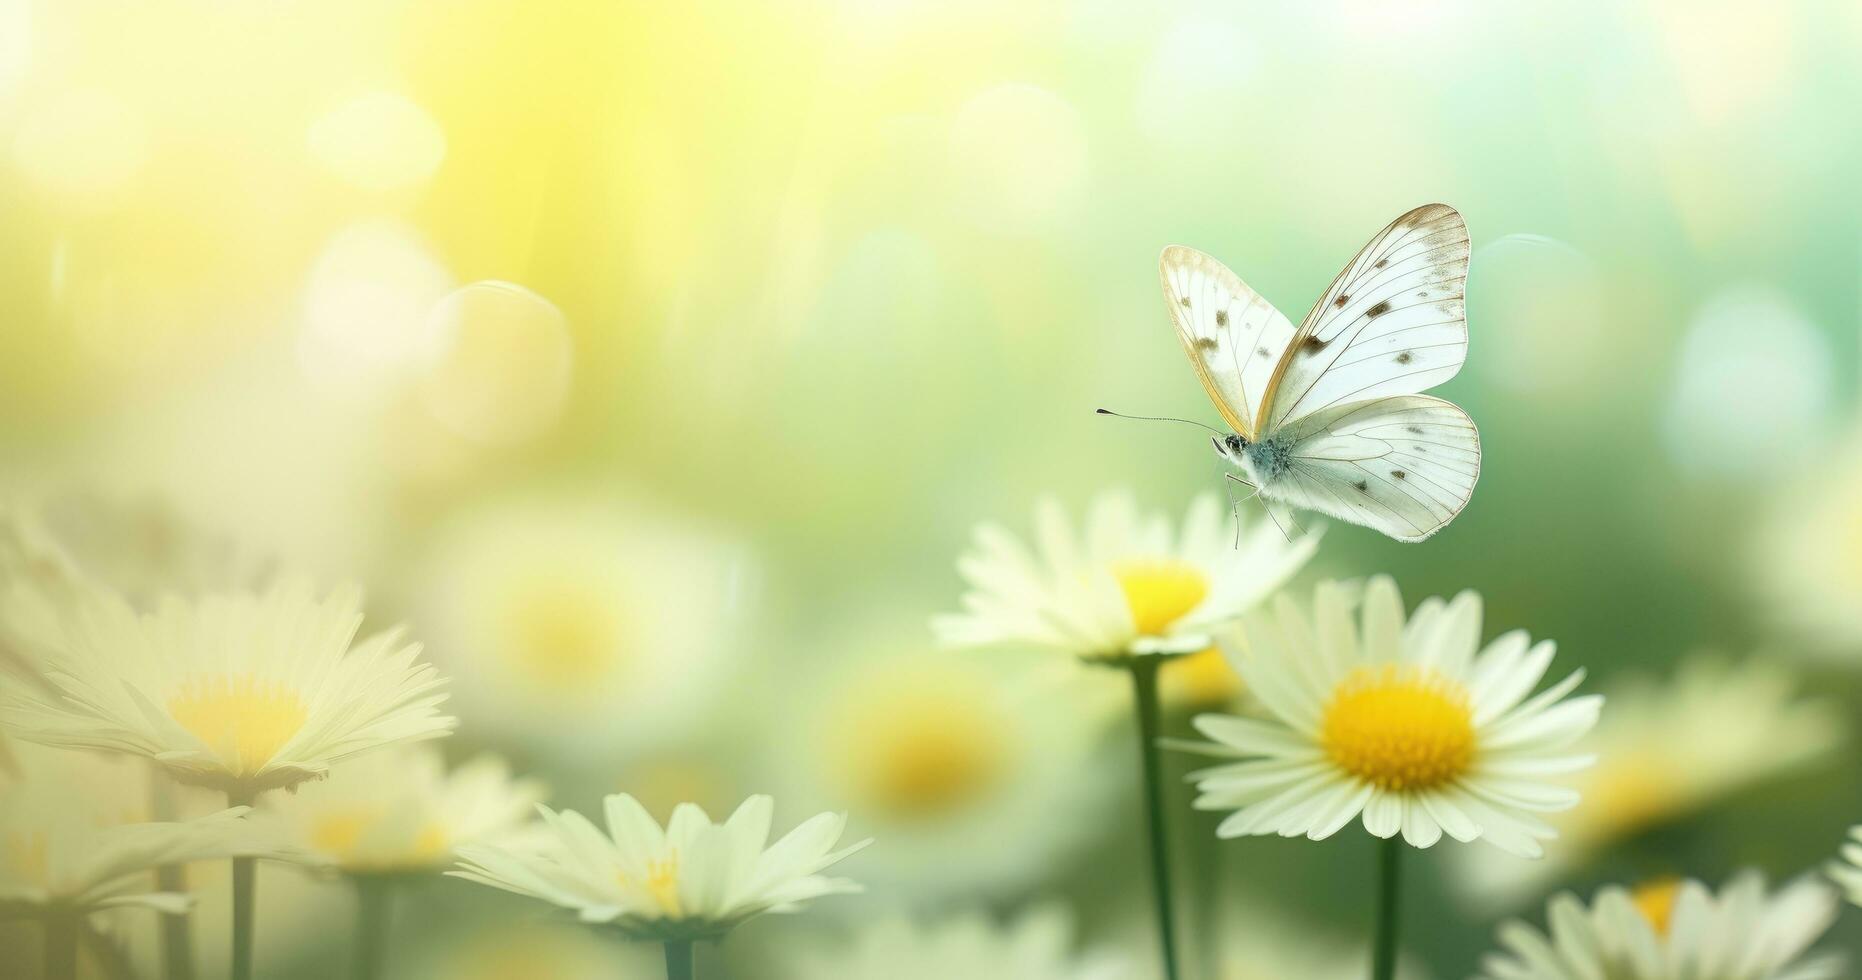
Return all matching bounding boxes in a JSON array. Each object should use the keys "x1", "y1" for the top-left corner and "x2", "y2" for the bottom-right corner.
[
  {"x1": 167, "y1": 675, "x2": 309, "y2": 776},
  {"x1": 1839, "y1": 497, "x2": 1862, "y2": 591},
  {"x1": 1109, "y1": 557, "x2": 1209, "y2": 636},
  {"x1": 494, "y1": 580, "x2": 625, "y2": 692},
  {"x1": 1162, "y1": 646, "x2": 1242, "y2": 707},
  {"x1": 839, "y1": 684, "x2": 1010, "y2": 820},
  {"x1": 644, "y1": 854, "x2": 683, "y2": 916},
  {"x1": 948, "y1": 83, "x2": 1087, "y2": 233},
  {"x1": 419, "y1": 281, "x2": 573, "y2": 446},
  {"x1": 1631, "y1": 877, "x2": 1683, "y2": 936},
  {"x1": 308, "y1": 91, "x2": 447, "y2": 191},
  {"x1": 1322, "y1": 666, "x2": 1475, "y2": 791},
  {"x1": 1569, "y1": 753, "x2": 1680, "y2": 844},
  {"x1": 11, "y1": 88, "x2": 148, "y2": 205},
  {"x1": 309, "y1": 810, "x2": 378, "y2": 859},
  {"x1": 2, "y1": 830, "x2": 49, "y2": 886}
]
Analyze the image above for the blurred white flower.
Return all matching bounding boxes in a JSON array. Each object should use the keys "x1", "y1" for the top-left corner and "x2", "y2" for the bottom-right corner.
[
  {"x1": 1202, "y1": 896, "x2": 1431, "y2": 980},
  {"x1": 254, "y1": 745, "x2": 542, "y2": 876},
  {"x1": 1476, "y1": 873, "x2": 1842, "y2": 980},
  {"x1": 416, "y1": 492, "x2": 751, "y2": 759},
  {"x1": 0, "y1": 580, "x2": 454, "y2": 796},
  {"x1": 1662, "y1": 288, "x2": 1834, "y2": 478},
  {"x1": 1, "y1": 493, "x2": 266, "y2": 611},
  {"x1": 1180, "y1": 578, "x2": 1599, "y2": 857},
  {"x1": 779, "y1": 648, "x2": 1112, "y2": 899},
  {"x1": 936, "y1": 490, "x2": 1317, "y2": 669},
  {"x1": 1453, "y1": 656, "x2": 1842, "y2": 904},
  {"x1": 0, "y1": 744, "x2": 259, "y2": 920},
  {"x1": 1826, "y1": 826, "x2": 1862, "y2": 908},
  {"x1": 452, "y1": 794, "x2": 868, "y2": 942},
  {"x1": 1755, "y1": 435, "x2": 1862, "y2": 655},
  {"x1": 783, "y1": 906, "x2": 1123, "y2": 980},
  {"x1": 401, "y1": 921, "x2": 654, "y2": 980}
]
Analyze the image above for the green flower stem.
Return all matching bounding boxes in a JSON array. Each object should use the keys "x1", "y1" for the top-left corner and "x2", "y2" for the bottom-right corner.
[
  {"x1": 664, "y1": 938, "x2": 696, "y2": 980},
  {"x1": 353, "y1": 877, "x2": 394, "y2": 980},
  {"x1": 1126, "y1": 657, "x2": 1181, "y2": 980},
  {"x1": 227, "y1": 790, "x2": 258, "y2": 980},
  {"x1": 1372, "y1": 835, "x2": 1403, "y2": 980},
  {"x1": 44, "y1": 912, "x2": 79, "y2": 980},
  {"x1": 151, "y1": 768, "x2": 195, "y2": 980}
]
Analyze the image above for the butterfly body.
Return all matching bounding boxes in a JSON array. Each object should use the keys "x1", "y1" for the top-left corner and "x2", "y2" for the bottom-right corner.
[{"x1": 1158, "y1": 204, "x2": 1481, "y2": 542}]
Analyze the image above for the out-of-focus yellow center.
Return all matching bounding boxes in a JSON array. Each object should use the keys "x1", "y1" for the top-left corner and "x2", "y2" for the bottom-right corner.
[
  {"x1": 496, "y1": 583, "x2": 622, "y2": 691},
  {"x1": 309, "y1": 809, "x2": 451, "y2": 868},
  {"x1": 622, "y1": 853, "x2": 683, "y2": 917},
  {"x1": 837, "y1": 679, "x2": 1011, "y2": 822},
  {"x1": 2, "y1": 831, "x2": 49, "y2": 886},
  {"x1": 1840, "y1": 499, "x2": 1862, "y2": 589},
  {"x1": 1162, "y1": 647, "x2": 1243, "y2": 706},
  {"x1": 1109, "y1": 557, "x2": 1208, "y2": 635},
  {"x1": 1631, "y1": 878, "x2": 1682, "y2": 936},
  {"x1": 167, "y1": 675, "x2": 309, "y2": 776},
  {"x1": 1570, "y1": 754, "x2": 1678, "y2": 846},
  {"x1": 1321, "y1": 665, "x2": 1475, "y2": 791}
]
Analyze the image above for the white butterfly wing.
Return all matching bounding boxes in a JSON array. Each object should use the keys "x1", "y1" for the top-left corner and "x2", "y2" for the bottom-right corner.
[
  {"x1": 1259, "y1": 204, "x2": 1469, "y2": 432},
  {"x1": 1266, "y1": 395, "x2": 1480, "y2": 542},
  {"x1": 1159, "y1": 246, "x2": 1296, "y2": 440}
]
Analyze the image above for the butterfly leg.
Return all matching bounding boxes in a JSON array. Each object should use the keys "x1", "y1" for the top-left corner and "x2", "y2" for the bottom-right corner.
[{"x1": 1223, "y1": 472, "x2": 1261, "y2": 549}]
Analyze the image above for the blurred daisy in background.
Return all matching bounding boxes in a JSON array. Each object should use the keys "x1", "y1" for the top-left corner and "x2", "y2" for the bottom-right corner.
[
  {"x1": 1755, "y1": 434, "x2": 1862, "y2": 656},
  {"x1": 1475, "y1": 873, "x2": 1842, "y2": 980},
  {"x1": 781, "y1": 906, "x2": 1123, "y2": 980},
  {"x1": 779, "y1": 647, "x2": 1112, "y2": 899},
  {"x1": 452, "y1": 794, "x2": 869, "y2": 942},
  {"x1": 417, "y1": 491, "x2": 753, "y2": 760},
  {"x1": 256, "y1": 745, "x2": 542, "y2": 876},
  {"x1": 1179, "y1": 577, "x2": 1600, "y2": 856},
  {"x1": 1454, "y1": 656, "x2": 1842, "y2": 903},
  {"x1": 1195, "y1": 896, "x2": 1431, "y2": 980},
  {"x1": 0, "y1": 744, "x2": 261, "y2": 954},
  {"x1": 0, "y1": 579, "x2": 453, "y2": 797},
  {"x1": 936, "y1": 490, "x2": 1316, "y2": 666},
  {"x1": 1823, "y1": 826, "x2": 1862, "y2": 907},
  {"x1": 401, "y1": 921, "x2": 657, "y2": 980}
]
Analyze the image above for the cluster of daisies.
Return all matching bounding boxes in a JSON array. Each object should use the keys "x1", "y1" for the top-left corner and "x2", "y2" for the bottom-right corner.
[{"x1": 3, "y1": 483, "x2": 1862, "y2": 980}]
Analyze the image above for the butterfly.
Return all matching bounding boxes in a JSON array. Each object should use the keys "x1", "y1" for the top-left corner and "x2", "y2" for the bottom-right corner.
[{"x1": 1147, "y1": 203, "x2": 1480, "y2": 542}]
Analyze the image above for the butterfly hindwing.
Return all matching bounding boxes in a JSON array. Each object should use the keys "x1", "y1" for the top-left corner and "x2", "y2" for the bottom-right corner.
[
  {"x1": 1271, "y1": 395, "x2": 1480, "y2": 542},
  {"x1": 1159, "y1": 246, "x2": 1296, "y2": 440},
  {"x1": 1260, "y1": 204, "x2": 1469, "y2": 432}
]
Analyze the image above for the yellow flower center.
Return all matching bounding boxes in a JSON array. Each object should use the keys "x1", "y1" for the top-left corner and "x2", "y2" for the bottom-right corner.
[
  {"x1": 834, "y1": 675, "x2": 1012, "y2": 822},
  {"x1": 167, "y1": 675, "x2": 309, "y2": 776},
  {"x1": 1162, "y1": 647, "x2": 1243, "y2": 707},
  {"x1": 620, "y1": 854, "x2": 684, "y2": 918},
  {"x1": 309, "y1": 808, "x2": 450, "y2": 869},
  {"x1": 1568, "y1": 753, "x2": 1678, "y2": 847},
  {"x1": 1321, "y1": 665, "x2": 1475, "y2": 791},
  {"x1": 310, "y1": 810, "x2": 378, "y2": 859},
  {"x1": 495, "y1": 583, "x2": 624, "y2": 692},
  {"x1": 1109, "y1": 557, "x2": 1209, "y2": 635},
  {"x1": 1631, "y1": 877, "x2": 1682, "y2": 936}
]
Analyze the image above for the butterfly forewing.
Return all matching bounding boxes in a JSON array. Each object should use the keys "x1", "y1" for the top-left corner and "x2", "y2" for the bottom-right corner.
[
  {"x1": 1158, "y1": 246, "x2": 1296, "y2": 440},
  {"x1": 1259, "y1": 204, "x2": 1469, "y2": 433},
  {"x1": 1275, "y1": 395, "x2": 1480, "y2": 542}
]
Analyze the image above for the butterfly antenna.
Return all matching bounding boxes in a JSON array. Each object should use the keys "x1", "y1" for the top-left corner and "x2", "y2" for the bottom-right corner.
[
  {"x1": 1095, "y1": 408, "x2": 1224, "y2": 435},
  {"x1": 1223, "y1": 473, "x2": 1261, "y2": 549}
]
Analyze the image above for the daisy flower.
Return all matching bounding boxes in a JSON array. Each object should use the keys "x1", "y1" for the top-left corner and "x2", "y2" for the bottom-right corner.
[
  {"x1": 777, "y1": 647, "x2": 1110, "y2": 898},
  {"x1": 254, "y1": 745, "x2": 543, "y2": 876},
  {"x1": 416, "y1": 491, "x2": 752, "y2": 759},
  {"x1": 1825, "y1": 826, "x2": 1862, "y2": 907},
  {"x1": 1178, "y1": 577, "x2": 1600, "y2": 857},
  {"x1": 781, "y1": 907, "x2": 1124, "y2": 980},
  {"x1": 0, "y1": 745, "x2": 262, "y2": 922},
  {"x1": 0, "y1": 579, "x2": 455, "y2": 798},
  {"x1": 1453, "y1": 656, "x2": 1842, "y2": 903},
  {"x1": 1476, "y1": 873, "x2": 1842, "y2": 980},
  {"x1": 451, "y1": 794, "x2": 868, "y2": 944},
  {"x1": 935, "y1": 490, "x2": 1316, "y2": 668}
]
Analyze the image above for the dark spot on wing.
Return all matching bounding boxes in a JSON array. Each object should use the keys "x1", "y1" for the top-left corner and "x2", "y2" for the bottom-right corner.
[
  {"x1": 1334, "y1": 293, "x2": 1350, "y2": 308},
  {"x1": 1394, "y1": 351, "x2": 1413, "y2": 364},
  {"x1": 1391, "y1": 469, "x2": 1407, "y2": 480},
  {"x1": 1374, "y1": 258, "x2": 1387, "y2": 269},
  {"x1": 1299, "y1": 335, "x2": 1329, "y2": 356},
  {"x1": 1256, "y1": 346, "x2": 1271, "y2": 358},
  {"x1": 1215, "y1": 309, "x2": 1229, "y2": 327},
  {"x1": 1180, "y1": 297, "x2": 1191, "y2": 308},
  {"x1": 1366, "y1": 300, "x2": 1390, "y2": 318},
  {"x1": 1405, "y1": 425, "x2": 1423, "y2": 434},
  {"x1": 1194, "y1": 337, "x2": 1219, "y2": 353},
  {"x1": 1353, "y1": 480, "x2": 1369, "y2": 493}
]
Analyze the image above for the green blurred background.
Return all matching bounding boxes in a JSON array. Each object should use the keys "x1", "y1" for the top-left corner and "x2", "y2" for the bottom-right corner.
[{"x1": 4, "y1": 0, "x2": 1862, "y2": 976}]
